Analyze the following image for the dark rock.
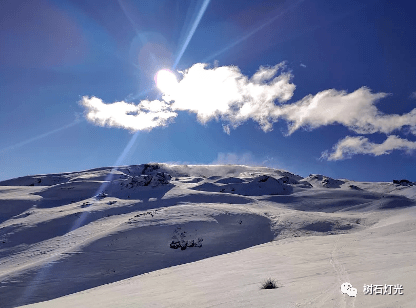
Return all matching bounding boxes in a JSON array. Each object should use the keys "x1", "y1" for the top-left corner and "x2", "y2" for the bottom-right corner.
[
  {"x1": 131, "y1": 175, "x2": 152, "y2": 186},
  {"x1": 169, "y1": 236, "x2": 203, "y2": 250},
  {"x1": 121, "y1": 171, "x2": 171, "y2": 189},
  {"x1": 81, "y1": 202, "x2": 90, "y2": 208},
  {"x1": 277, "y1": 176, "x2": 299, "y2": 185},
  {"x1": 170, "y1": 241, "x2": 181, "y2": 249},
  {"x1": 94, "y1": 192, "x2": 107, "y2": 200},
  {"x1": 151, "y1": 172, "x2": 171, "y2": 186},
  {"x1": 258, "y1": 175, "x2": 270, "y2": 183},
  {"x1": 393, "y1": 179, "x2": 414, "y2": 186},
  {"x1": 298, "y1": 180, "x2": 313, "y2": 188},
  {"x1": 141, "y1": 164, "x2": 160, "y2": 175}
]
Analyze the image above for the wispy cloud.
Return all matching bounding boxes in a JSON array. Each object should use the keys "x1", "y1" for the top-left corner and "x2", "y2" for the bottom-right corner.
[
  {"x1": 410, "y1": 92, "x2": 416, "y2": 99},
  {"x1": 211, "y1": 152, "x2": 293, "y2": 173},
  {"x1": 212, "y1": 152, "x2": 259, "y2": 166},
  {"x1": 222, "y1": 124, "x2": 231, "y2": 135},
  {"x1": 321, "y1": 135, "x2": 416, "y2": 160},
  {"x1": 281, "y1": 87, "x2": 414, "y2": 135}
]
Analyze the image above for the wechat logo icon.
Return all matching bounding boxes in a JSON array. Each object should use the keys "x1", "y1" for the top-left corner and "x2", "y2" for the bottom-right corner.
[{"x1": 341, "y1": 282, "x2": 357, "y2": 297}]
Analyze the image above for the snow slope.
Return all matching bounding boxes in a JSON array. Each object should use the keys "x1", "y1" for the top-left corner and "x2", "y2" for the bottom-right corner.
[{"x1": 0, "y1": 164, "x2": 414, "y2": 307}]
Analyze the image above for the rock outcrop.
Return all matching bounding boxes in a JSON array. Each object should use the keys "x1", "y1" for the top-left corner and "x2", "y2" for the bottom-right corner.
[{"x1": 393, "y1": 179, "x2": 414, "y2": 186}]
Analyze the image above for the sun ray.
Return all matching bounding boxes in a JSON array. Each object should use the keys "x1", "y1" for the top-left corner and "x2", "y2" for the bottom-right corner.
[
  {"x1": 0, "y1": 117, "x2": 82, "y2": 154},
  {"x1": 204, "y1": 0, "x2": 304, "y2": 62},
  {"x1": 173, "y1": 0, "x2": 211, "y2": 69},
  {"x1": 16, "y1": 122, "x2": 141, "y2": 306}
]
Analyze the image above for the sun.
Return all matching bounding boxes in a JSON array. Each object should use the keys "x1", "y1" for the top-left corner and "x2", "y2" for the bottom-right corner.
[{"x1": 155, "y1": 69, "x2": 178, "y2": 94}]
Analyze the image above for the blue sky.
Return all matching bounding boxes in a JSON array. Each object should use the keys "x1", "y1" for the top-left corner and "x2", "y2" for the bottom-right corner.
[{"x1": 1, "y1": 0, "x2": 416, "y2": 182}]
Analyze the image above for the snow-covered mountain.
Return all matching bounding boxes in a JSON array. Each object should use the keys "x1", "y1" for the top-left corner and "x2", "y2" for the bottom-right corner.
[{"x1": 0, "y1": 164, "x2": 415, "y2": 307}]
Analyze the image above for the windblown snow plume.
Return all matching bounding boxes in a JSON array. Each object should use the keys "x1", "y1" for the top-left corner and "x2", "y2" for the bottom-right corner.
[{"x1": 80, "y1": 62, "x2": 416, "y2": 159}]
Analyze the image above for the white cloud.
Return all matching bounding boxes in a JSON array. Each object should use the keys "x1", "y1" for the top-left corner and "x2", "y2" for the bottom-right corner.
[
  {"x1": 81, "y1": 62, "x2": 296, "y2": 133},
  {"x1": 229, "y1": 86, "x2": 416, "y2": 136},
  {"x1": 410, "y1": 92, "x2": 416, "y2": 99},
  {"x1": 222, "y1": 124, "x2": 231, "y2": 135},
  {"x1": 81, "y1": 63, "x2": 416, "y2": 135},
  {"x1": 280, "y1": 87, "x2": 416, "y2": 135},
  {"x1": 80, "y1": 96, "x2": 177, "y2": 131},
  {"x1": 300, "y1": 63, "x2": 306, "y2": 68},
  {"x1": 167, "y1": 62, "x2": 295, "y2": 131},
  {"x1": 80, "y1": 62, "x2": 416, "y2": 160},
  {"x1": 322, "y1": 135, "x2": 416, "y2": 160}
]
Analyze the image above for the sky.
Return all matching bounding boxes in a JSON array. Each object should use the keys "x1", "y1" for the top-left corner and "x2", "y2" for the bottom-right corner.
[{"x1": 1, "y1": 0, "x2": 416, "y2": 182}]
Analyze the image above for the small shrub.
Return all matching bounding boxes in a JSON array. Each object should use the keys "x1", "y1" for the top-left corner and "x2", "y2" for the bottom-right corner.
[{"x1": 261, "y1": 278, "x2": 278, "y2": 289}]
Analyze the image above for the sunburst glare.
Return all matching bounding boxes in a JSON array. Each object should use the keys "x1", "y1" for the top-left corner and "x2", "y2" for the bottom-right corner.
[{"x1": 155, "y1": 69, "x2": 178, "y2": 94}]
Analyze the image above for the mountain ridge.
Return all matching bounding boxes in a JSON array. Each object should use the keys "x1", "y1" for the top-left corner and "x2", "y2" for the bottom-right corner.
[{"x1": 0, "y1": 164, "x2": 415, "y2": 307}]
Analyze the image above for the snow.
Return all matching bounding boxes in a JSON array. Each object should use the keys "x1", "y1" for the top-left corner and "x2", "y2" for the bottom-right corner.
[{"x1": 0, "y1": 163, "x2": 414, "y2": 307}]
